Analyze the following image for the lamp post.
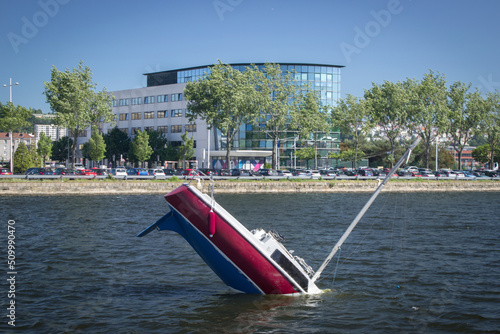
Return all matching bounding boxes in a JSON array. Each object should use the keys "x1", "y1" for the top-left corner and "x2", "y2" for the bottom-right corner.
[{"x1": 3, "y1": 78, "x2": 19, "y2": 174}]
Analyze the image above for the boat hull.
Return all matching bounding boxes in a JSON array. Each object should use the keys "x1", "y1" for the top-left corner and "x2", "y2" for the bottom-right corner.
[{"x1": 139, "y1": 184, "x2": 317, "y2": 295}]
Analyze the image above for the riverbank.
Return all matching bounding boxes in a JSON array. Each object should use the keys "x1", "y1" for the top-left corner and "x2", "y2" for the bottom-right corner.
[{"x1": 1, "y1": 179, "x2": 500, "y2": 195}]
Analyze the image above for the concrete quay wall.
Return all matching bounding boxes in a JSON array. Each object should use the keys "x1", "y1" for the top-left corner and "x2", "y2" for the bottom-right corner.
[{"x1": 1, "y1": 180, "x2": 500, "y2": 196}]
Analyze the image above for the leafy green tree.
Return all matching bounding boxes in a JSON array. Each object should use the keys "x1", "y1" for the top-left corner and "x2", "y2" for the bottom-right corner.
[
  {"x1": 406, "y1": 71, "x2": 448, "y2": 168},
  {"x1": 185, "y1": 61, "x2": 260, "y2": 169},
  {"x1": 43, "y1": 60, "x2": 115, "y2": 167},
  {"x1": 51, "y1": 136, "x2": 73, "y2": 163},
  {"x1": 293, "y1": 90, "x2": 329, "y2": 169},
  {"x1": 146, "y1": 130, "x2": 169, "y2": 166},
  {"x1": 364, "y1": 81, "x2": 408, "y2": 166},
  {"x1": 479, "y1": 91, "x2": 500, "y2": 169},
  {"x1": 14, "y1": 143, "x2": 39, "y2": 173},
  {"x1": 0, "y1": 102, "x2": 34, "y2": 172},
  {"x1": 447, "y1": 82, "x2": 485, "y2": 169},
  {"x1": 327, "y1": 152, "x2": 342, "y2": 168},
  {"x1": 471, "y1": 144, "x2": 491, "y2": 164},
  {"x1": 295, "y1": 146, "x2": 315, "y2": 168},
  {"x1": 37, "y1": 132, "x2": 52, "y2": 164},
  {"x1": 340, "y1": 148, "x2": 366, "y2": 169},
  {"x1": 129, "y1": 130, "x2": 153, "y2": 167},
  {"x1": 87, "y1": 126, "x2": 106, "y2": 164},
  {"x1": 253, "y1": 63, "x2": 300, "y2": 169},
  {"x1": 103, "y1": 127, "x2": 130, "y2": 167},
  {"x1": 331, "y1": 94, "x2": 372, "y2": 169},
  {"x1": 178, "y1": 132, "x2": 195, "y2": 169}
]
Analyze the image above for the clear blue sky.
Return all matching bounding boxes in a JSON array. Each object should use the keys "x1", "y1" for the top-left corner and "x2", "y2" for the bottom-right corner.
[{"x1": 1, "y1": 0, "x2": 499, "y2": 112}]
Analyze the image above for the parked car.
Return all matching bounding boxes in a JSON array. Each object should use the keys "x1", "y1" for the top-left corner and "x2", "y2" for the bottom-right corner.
[
  {"x1": 433, "y1": 170, "x2": 449, "y2": 178},
  {"x1": 439, "y1": 169, "x2": 458, "y2": 178},
  {"x1": 409, "y1": 171, "x2": 422, "y2": 177},
  {"x1": 180, "y1": 169, "x2": 200, "y2": 177},
  {"x1": 26, "y1": 167, "x2": 54, "y2": 175},
  {"x1": 420, "y1": 171, "x2": 436, "y2": 178},
  {"x1": 75, "y1": 169, "x2": 97, "y2": 176},
  {"x1": 91, "y1": 168, "x2": 108, "y2": 176},
  {"x1": 0, "y1": 168, "x2": 12, "y2": 175},
  {"x1": 163, "y1": 168, "x2": 177, "y2": 176},
  {"x1": 357, "y1": 169, "x2": 373, "y2": 177},
  {"x1": 305, "y1": 170, "x2": 321, "y2": 178},
  {"x1": 53, "y1": 168, "x2": 74, "y2": 175},
  {"x1": 277, "y1": 170, "x2": 293, "y2": 177},
  {"x1": 110, "y1": 167, "x2": 127, "y2": 178},
  {"x1": 259, "y1": 169, "x2": 277, "y2": 176},
  {"x1": 148, "y1": 169, "x2": 165, "y2": 177},
  {"x1": 319, "y1": 169, "x2": 336, "y2": 177},
  {"x1": 127, "y1": 168, "x2": 148, "y2": 176},
  {"x1": 462, "y1": 171, "x2": 476, "y2": 179}
]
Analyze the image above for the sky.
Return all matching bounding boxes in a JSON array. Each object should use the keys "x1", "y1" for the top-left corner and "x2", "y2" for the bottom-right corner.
[{"x1": 1, "y1": 0, "x2": 500, "y2": 112}]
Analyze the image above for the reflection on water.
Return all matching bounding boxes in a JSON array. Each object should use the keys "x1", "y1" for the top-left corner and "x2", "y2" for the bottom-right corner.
[{"x1": 1, "y1": 191, "x2": 499, "y2": 333}]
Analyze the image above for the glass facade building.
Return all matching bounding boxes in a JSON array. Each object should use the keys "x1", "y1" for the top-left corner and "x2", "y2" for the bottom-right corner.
[{"x1": 103, "y1": 62, "x2": 343, "y2": 169}]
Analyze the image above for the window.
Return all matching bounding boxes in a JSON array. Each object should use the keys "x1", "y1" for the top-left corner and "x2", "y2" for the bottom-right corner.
[
  {"x1": 131, "y1": 127, "x2": 141, "y2": 135},
  {"x1": 157, "y1": 110, "x2": 167, "y2": 118},
  {"x1": 185, "y1": 123, "x2": 197, "y2": 132},
  {"x1": 144, "y1": 111, "x2": 154, "y2": 119},
  {"x1": 119, "y1": 113, "x2": 129, "y2": 121},
  {"x1": 131, "y1": 112, "x2": 141, "y2": 120},
  {"x1": 144, "y1": 96, "x2": 155, "y2": 104},
  {"x1": 144, "y1": 126, "x2": 154, "y2": 132},
  {"x1": 171, "y1": 93, "x2": 183, "y2": 102},
  {"x1": 171, "y1": 109, "x2": 183, "y2": 117},
  {"x1": 171, "y1": 125, "x2": 182, "y2": 133},
  {"x1": 119, "y1": 99, "x2": 129, "y2": 106},
  {"x1": 157, "y1": 94, "x2": 168, "y2": 103},
  {"x1": 131, "y1": 97, "x2": 142, "y2": 105},
  {"x1": 119, "y1": 128, "x2": 129, "y2": 135},
  {"x1": 158, "y1": 126, "x2": 168, "y2": 133},
  {"x1": 112, "y1": 100, "x2": 117, "y2": 107}
]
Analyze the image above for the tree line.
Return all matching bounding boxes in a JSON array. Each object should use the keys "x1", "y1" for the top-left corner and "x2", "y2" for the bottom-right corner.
[
  {"x1": 186, "y1": 63, "x2": 500, "y2": 170},
  {"x1": 2, "y1": 61, "x2": 500, "y2": 172}
]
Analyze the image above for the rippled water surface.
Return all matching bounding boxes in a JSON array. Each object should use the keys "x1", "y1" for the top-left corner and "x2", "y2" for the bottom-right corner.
[{"x1": 1, "y1": 191, "x2": 500, "y2": 333}]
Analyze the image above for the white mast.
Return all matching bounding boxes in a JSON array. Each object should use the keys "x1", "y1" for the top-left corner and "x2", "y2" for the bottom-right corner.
[{"x1": 312, "y1": 136, "x2": 421, "y2": 283}]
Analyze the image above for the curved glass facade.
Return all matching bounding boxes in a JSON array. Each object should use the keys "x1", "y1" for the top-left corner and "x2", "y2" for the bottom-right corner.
[{"x1": 144, "y1": 62, "x2": 343, "y2": 168}]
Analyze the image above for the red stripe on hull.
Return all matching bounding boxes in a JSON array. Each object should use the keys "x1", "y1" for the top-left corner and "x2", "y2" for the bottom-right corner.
[{"x1": 165, "y1": 185, "x2": 300, "y2": 294}]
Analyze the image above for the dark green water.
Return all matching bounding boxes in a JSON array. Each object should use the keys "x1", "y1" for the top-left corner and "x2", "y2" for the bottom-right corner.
[{"x1": 1, "y1": 191, "x2": 499, "y2": 333}]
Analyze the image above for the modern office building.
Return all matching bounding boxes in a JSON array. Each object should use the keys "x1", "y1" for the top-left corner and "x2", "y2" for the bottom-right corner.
[{"x1": 88, "y1": 62, "x2": 343, "y2": 169}]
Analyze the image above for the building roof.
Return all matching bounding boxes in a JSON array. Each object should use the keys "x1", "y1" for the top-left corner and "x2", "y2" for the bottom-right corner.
[{"x1": 0, "y1": 132, "x2": 35, "y2": 140}]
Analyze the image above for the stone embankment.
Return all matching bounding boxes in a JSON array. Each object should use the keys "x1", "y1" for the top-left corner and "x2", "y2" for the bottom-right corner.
[{"x1": 1, "y1": 179, "x2": 500, "y2": 195}]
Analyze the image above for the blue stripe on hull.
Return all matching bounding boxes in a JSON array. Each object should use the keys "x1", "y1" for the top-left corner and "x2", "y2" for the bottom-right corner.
[{"x1": 155, "y1": 207, "x2": 262, "y2": 294}]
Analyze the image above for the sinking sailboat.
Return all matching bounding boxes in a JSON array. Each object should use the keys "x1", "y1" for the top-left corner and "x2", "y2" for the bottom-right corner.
[{"x1": 138, "y1": 138, "x2": 421, "y2": 295}]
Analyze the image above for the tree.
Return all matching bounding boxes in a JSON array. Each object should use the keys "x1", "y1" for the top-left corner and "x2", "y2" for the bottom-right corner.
[
  {"x1": 37, "y1": 132, "x2": 52, "y2": 164},
  {"x1": 103, "y1": 127, "x2": 130, "y2": 167},
  {"x1": 185, "y1": 61, "x2": 260, "y2": 169},
  {"x1": 146, "y1": 130, "x2": 169, "y2": 166},
  {"x1": 407, "y1": 71, "x2": 449, "y2": 168},
  {"x1": 364, "y1": 81, "x2": 408, "y2": 167},
  {"x1": 51, "y1": 136, "x2": 73, "y2": 163},
  {"x1": 178, "y1": 132, "x2": 195, "y2": 168},
  {"x1": 295, "y1": 146, "x2": 315, "y2": 168},
  {"x1": 479, "y1": 91, "x2": 500, "y2": 169},
  {"x1": 292, "y1": 90, "x2": 329, "y2": 169},
  {"x1": 0, "y1": 102, "x2": 33, "y2": 172},
  {"x1": 447, "y1": 82, "x2": 485, "y2": 170},
  {"x1": 87, "y1": 126, "x2": 106, "y2": 164},
  {"x1": 129, "y1": 130, "x2": 153, "y2": 167},
  {"x1": 13, "y1": 143, "x2": 39, "y2": 173},
  {"x1": 331, "y1": 94, "x2": 372, "y2": 169},
  {"x1": 43, "y1": 60, "x2": 115, "y2": 167},
  {"x1": 472, "y1": 144, "x2": 500, "y2": 166},
  {"x1": 253, "y1": 63, "x2": 300, "y2": 169}
]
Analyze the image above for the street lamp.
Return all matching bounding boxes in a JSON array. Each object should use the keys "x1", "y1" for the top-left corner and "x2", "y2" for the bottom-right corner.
[{"x1": 3, "y1": 78, "x2": 20, "y2": 174}]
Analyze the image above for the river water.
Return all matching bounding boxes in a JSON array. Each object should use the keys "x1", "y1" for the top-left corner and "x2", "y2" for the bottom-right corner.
[{"x1": 1, "y1": 190, "x2": 499, "y2": 333}]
